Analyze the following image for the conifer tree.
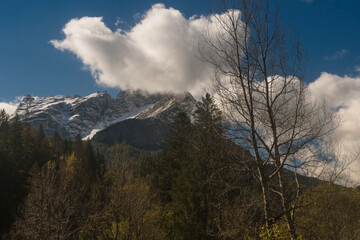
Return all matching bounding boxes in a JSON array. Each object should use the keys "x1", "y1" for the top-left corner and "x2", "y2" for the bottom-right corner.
[
  {"x1": 52, "y1": 131, "x2": 64, "y2": 157},
  {"x1": 82, "y1": 140, "x2": 97, "y2": 177},
  {"x1": 21, "y1": 124, "x2": 36, "y2": 169},
  {"x1": 34, "y1": 125, "x2": 52, "y2": 168},
  {"x1": 74, "y1": 133, "x2": 83, "y2": 160},
  {"x1": 161, "y1": 95, "x2": 230, "y2": 239}
]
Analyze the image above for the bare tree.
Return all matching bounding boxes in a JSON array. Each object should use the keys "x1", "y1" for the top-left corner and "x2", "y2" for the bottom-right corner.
[
  {"x1": 201, "y1": 0, "x2": 337, "y2": 239},
  {"x1": 8, "y1": 152, "x2": 103, "y2": 240},
  {"x1": 79, "y1": 155, "x2": 165, "y2": 240}
]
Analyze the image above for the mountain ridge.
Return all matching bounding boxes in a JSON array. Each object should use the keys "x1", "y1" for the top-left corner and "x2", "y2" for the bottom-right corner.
[{"x1": 13, "y1": 90, "x2": 197, "y2": 144}]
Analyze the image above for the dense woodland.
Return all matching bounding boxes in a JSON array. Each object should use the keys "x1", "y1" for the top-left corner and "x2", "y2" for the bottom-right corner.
[{"x1": 1, "y1": 94, "x2": 360, "y2": 239}]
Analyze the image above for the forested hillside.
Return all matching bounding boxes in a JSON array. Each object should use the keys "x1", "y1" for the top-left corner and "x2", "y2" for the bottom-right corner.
[{"x1": 1, "y1": 94, "x2": 360, "y2": 239}]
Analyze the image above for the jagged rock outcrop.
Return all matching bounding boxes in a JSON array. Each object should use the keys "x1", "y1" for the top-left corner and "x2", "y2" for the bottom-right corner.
[
  {"x1": 92, "y1": 91, "x2": 198, "y2": 149},
  {"x1": 13, "y1": 90, "x2": 197, "y2": 147}
]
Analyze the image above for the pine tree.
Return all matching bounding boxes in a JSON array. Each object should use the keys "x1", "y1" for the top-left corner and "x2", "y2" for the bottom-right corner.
[
  {"x1": 159, "y1": 95, "x2": 229, "y2": 240},
  {"x1": 34, "y1": 125, "x2": 52, "y2": 168},
  {"x1": 52, "y1": 131, "x2": 64, "y2": 157},
  {"x1": 82, "y1": 140, "x2": 96, "y2": 177},
  {"x1": 166, "y1": 93, "x2": 247, "y2": 239},
  {"x1": 74, "y1": 133, "x2": 83, "y2": 160},
  {"x1": 0, "y1": 117, "x2": 26, "y2": 234}
]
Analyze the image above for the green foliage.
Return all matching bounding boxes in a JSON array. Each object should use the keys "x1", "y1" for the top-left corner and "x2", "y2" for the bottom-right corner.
[
  {"x1": 0, "y1": 113, "x2": 106, "y2": 237},
  {"x1": 150, "y1": 93, "x2": 258, "y2": 239},
  {"x1": 0, "y1": 115, "x2": 54, "y2": 234},
  {"x1": 0, "y1": 116, "x2": 164, "y2": 239},
  {"x1": 9, "y1": 153, "x2": 97, "y2": 239},
  {"x1": 297, "y1": 184, "x2": 360, "y2": 240},
  {"x1": 79, "y1": 160, "x2": 165, "y2": 240},
  {"x1": 248, "y1": 219, "x2": 303, "y2": 240},
  {"x1": 258, "y1": 222, "x2": 294, "y2": 240},
  {"x1": 3, "y1": 95, "x2": 360, "y2": 240},
  {"x1": 104, "y1": 141, "x2": 150, "y2": 164}
]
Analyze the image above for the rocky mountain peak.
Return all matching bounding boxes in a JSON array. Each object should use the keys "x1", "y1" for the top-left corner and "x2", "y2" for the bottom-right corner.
[{"x1": 12, "y1": 90, "x2": 197, "y2": 141}]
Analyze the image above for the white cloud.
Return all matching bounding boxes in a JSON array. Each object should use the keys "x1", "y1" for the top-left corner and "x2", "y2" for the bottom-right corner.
[
  {"x1": 0, "y1": 97, "x2": 22, "y2": 115},
  {"x1": 309, "y1": 73, "x2": 360, "y2": 184},
  {"x1": 50, "y1": 4, "x2": 360, "y2": 183},
  {"x1": 355, "y1": 65, "x2": 360, "y2": 72},
  {"x1": 50, "y1": 4, "x2": 228, "y2": 96},
  {"x1": 324, "y1": 49, "x2": 348, "y2": 61}
]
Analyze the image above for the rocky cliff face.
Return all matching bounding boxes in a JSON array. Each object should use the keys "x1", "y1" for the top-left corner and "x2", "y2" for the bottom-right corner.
[
  {"x1": 92, "y1": 91, "x2": 198, "y2": 149},
  {"x1": 13, "y1": 90, "x2": 197, "y2": 142}
]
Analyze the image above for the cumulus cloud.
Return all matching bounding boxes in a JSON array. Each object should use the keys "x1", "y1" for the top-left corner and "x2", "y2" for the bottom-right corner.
[
  {"x1": 0, "y1": 97, "x2": 21, "y2": 115},
  {"x1": 309, "y1": 73, "x2": 360, "y2": 183},
  {"x1": 50, "y1": 4, "x2": 228, "y2": 96},
  {"x1": 324, "y1": 49, "x2": 348, "y2": 61},
  {"x1": 355, "y1": 65, "x2": 360, "y2": 72},
  {"x1": 50, "y1": 4, "x2": 360, "y2": 182}
]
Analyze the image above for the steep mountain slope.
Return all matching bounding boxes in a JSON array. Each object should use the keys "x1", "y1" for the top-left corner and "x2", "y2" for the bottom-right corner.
[
  {"x1": 135, "y1": 92, "x2": 196, "y2": 122},
  {"x1": 15, "y1": 92, "x2": 112, "y2": 139},
  {"x1": 92, "y1": 92, "x2": 198, "y2": 149},
  {"x1": 92, "y1": 118, "x2": 170, "y2": 150},
  {"x1": 13, "y1": 90, "x2": 197, "y2": 145}
]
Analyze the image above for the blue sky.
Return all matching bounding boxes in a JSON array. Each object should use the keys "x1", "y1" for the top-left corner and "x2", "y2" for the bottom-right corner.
[
  {"x1": 0, "y1": 0, "x2": 359, "y2": 102},
  {"x1": 1, "y1": 0, "x2": 360, "y2": 180}
]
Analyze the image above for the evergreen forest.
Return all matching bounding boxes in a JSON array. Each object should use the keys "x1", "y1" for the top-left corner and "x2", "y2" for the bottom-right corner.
[{"x1": 1, "y1": 94, "x2": 360, "y2": 240}]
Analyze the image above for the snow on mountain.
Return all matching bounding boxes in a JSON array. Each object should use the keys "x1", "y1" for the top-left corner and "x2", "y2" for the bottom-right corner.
[
  {"x1": 13, "y1": 90, "x2": 197, "y2": 140},
  {"x1": 82, "y1": 103, "x2": 154, "y2": 140},
  {"x1": 135, "y1": 92, "x2": 196, "y2": 122}
]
